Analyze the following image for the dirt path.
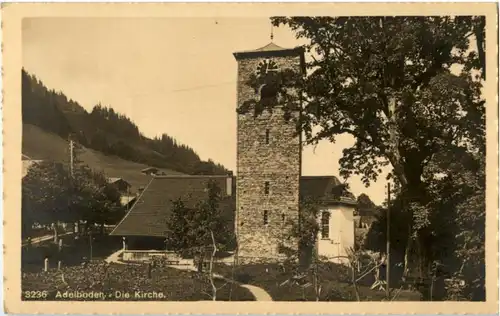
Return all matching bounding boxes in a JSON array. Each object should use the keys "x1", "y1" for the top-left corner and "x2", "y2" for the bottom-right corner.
[
  {"x1": 22, "y1": 232, "x2": 73, "y2": 247},
  {"x1": 239, "y1": 284, "x2": 273, "y2": 301},
  {"x1": 105, "y1": 249, "x2": 124, "y2": 264}
]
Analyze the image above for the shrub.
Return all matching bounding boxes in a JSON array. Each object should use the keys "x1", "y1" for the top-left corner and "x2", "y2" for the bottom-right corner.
[
  {"x1": 234, "y1": 272, "x2": 253, "y2": 284},
  {"x1": 325, "y1": 288, "x2": 356, "y2": 301}
]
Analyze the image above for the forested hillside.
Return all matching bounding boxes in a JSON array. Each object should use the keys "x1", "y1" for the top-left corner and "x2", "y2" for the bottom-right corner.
[
  {"x1": 23, "y1": 124, "x2": 186, "y2": 190},
  {"x1": 22, "y1": 69, "x2": 229, "y2": 176}
]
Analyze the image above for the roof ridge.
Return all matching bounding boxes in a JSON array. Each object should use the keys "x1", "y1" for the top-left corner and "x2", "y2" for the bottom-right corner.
[
  {"x1": 153, "y1": 175, "x2": 231, "y2": 179},
  {"x1": 300, "y1": 175, "x2": 340, "y2": 179},
  {"x1": 234, "y1": 42, "x2": 301, "y2": 55},
  {"x1": 258, "y1": 42, "x2": 284, "y2": 50}
]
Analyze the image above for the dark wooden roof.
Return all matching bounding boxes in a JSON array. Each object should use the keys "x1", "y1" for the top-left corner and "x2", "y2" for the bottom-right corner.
[
  {"x1": 107, "y1": 177, "x2": 130, "y2": 186},
  {"x1": 300, "y1": 176, "x2": 357, "y2": 206},
  {"x1": 111, "y1": 175, "x2": 356, "y2": 237},
  {"x1": 110, "y1": 175, "x2": 235, "y2": 237}
]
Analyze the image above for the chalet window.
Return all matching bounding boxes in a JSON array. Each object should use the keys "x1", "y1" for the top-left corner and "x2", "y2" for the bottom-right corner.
[
  {"x1": 264, "y1": 181, "x2": 270, "y2": 195},
  {"x1": 263, "y1": 210, "x2": 269, "y2": 225},
  {"x1": 265, "y1": 129, "x2": 270, "y2": 144},
  {"x1": 321, "y1": 212, "x2": 330, "y2": 239}
]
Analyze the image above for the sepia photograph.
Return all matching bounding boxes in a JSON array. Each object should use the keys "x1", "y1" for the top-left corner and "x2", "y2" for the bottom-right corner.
[{"x1": 2, "y1": 2, "x2": 498, "y2": 315}]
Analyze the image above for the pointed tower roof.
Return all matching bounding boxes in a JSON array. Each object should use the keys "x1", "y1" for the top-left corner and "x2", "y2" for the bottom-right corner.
[
  {"x1": 243, "y1": 42, "x2": 286, "y2": 53},
  {"x1": 233, "y1": 41, "x2": 305, "y2": 60}
]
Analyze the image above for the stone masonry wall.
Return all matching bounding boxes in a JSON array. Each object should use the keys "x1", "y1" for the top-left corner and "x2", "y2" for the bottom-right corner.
[{"x1": 236, "y1": 54, "x2": 303, "y2": 262}]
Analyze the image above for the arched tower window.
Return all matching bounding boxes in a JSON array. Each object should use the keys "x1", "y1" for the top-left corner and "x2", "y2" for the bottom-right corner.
[{"x1": 259, "y1": 84, "x2": 279, "y2": 106}]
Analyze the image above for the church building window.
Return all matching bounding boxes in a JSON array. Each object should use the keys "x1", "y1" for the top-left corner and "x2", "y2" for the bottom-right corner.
[
  {"x1": 321, "y1": 212, "x2": 330, "y2": 239},
  {"x1": 263, "y1": 210, "x2": 269, "y2": 225},
  {"x1": 265, "y1": 129, "x2": 270, "y2": 144},
  {"x1": 264, "y1": 181, "x2": 270, "y2": 194}
]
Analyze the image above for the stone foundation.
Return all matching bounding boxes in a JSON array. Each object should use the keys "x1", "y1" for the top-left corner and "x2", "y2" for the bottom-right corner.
[
  {"x1": 122, "y1": 250, "x2": 180, "y2": 262},
  {"x1": 236, "y1": 255, "x2": 288, "y2": 265}
]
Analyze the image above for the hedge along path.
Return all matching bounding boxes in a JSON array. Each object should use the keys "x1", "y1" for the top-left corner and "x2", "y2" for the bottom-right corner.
[{"x1": 104, "y1": 252, "x2": 273, "y2": 301}]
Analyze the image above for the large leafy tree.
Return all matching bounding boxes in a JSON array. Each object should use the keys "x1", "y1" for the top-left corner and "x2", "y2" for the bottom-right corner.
[
  {"x1": 265, "y1": 16, "x2": 484, "y2": 188},
  {"x1": 355, "y1": 193, "x2": 378, "y2": 217},
  {"x1": 424, "y1": 146, "x2": 485, "y2": 300},
  {"x1": 22, "y1": 161, "x2": 122, "y2": 237},
  {"x1": 237, "y1": 16, "x2": 485, "y2": 288},
  {"x1": 22, "y1": 161, "x2": 75, "y2": 234}
]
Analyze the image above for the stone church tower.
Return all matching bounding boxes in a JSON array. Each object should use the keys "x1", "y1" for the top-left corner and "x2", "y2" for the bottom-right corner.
[{"x1": 233, "y1": 42, "x2": 305, "y2": 262}]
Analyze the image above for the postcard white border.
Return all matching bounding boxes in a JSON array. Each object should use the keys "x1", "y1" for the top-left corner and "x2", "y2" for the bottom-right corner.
[{"x1": 2, "y1": 3, "x2": 498, "y2": 314}]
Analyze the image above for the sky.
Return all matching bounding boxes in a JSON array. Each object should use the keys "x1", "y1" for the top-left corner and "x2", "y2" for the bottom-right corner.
[{"x1": 22, "y1": 17, "x2": 390, "y2": 204}]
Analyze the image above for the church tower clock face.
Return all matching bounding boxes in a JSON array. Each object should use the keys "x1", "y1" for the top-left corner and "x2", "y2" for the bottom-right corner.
[
  {"x1": 256, "y1": 59, "x2": 279, "y2": 78},
  {"x1": 256, "y1": 59, "x2": 281, "y2": 102}
]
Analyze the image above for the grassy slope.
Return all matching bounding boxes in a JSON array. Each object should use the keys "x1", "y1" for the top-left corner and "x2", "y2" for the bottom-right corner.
[
  {"x1": 214, "y1": 263, "x2": 422, "y2": 301},
  {"x1": 22, "y1": 123, "x2": 183, "y2": 191}
]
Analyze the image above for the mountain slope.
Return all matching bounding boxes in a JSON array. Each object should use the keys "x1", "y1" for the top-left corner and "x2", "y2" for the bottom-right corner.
[
  {"x1": 23, "y1": 123, "x2": 183, "y2": 191},
  {"x1": 22, "y1": 69, "x2": 230, "y2": 176}
]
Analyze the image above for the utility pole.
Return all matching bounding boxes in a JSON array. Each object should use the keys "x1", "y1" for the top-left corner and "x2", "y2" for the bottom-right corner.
[
  {"x1": 89, "y1": 230, "x2": 93, "y2": 262},
  {"x1": 69, "y1": 138, "x2": 78, "y2": 236},
  {"x1": 69, "y1": 139, "x2": 74, "y2": 177},
  {"x1": 386, "y1": 182, "x2": 391, "y2": 299}
]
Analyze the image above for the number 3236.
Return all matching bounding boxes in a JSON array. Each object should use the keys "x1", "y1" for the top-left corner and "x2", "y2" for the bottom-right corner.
[{"x1": 24, "y1": 291, "x2": 48, "y2": 299}]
